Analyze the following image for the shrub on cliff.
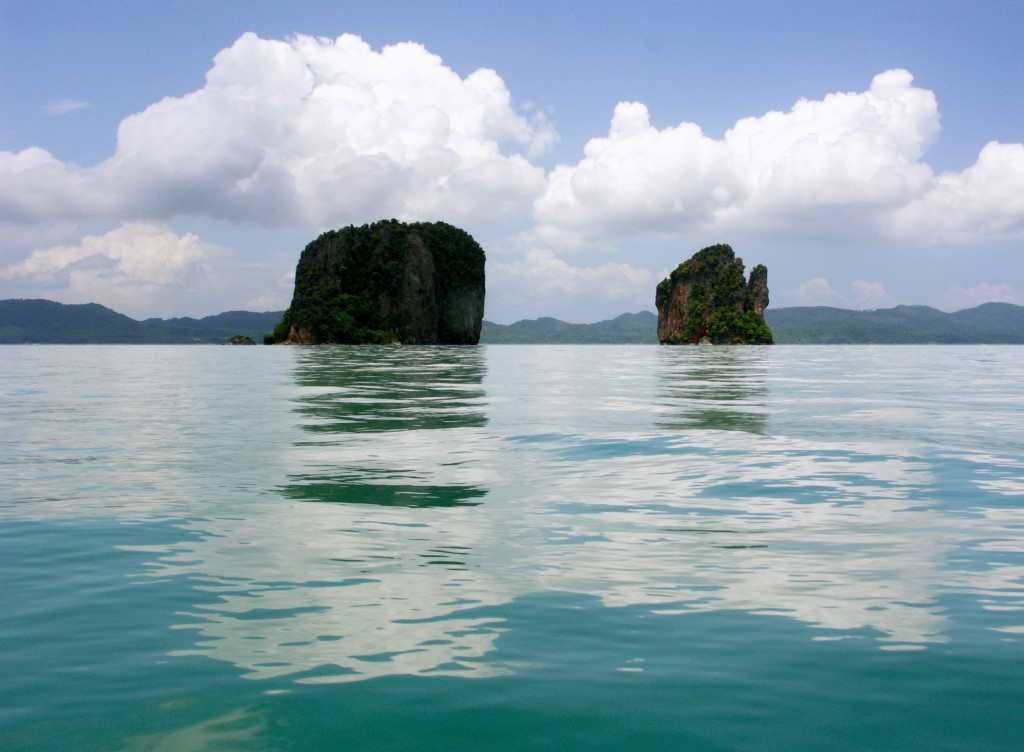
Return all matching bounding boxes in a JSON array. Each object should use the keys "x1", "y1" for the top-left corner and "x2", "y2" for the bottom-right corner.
[
  {"x1": 269, "y1": 220, "x2": 485, "y2": 345},
  {"x1": 656, "y1": 244, "x2": 773, "y2": 345}
]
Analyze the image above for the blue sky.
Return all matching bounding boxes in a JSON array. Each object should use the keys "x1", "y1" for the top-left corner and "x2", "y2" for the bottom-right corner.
[{"x1": 2, "y1": 0, "x2": 1022, "y2": 320}]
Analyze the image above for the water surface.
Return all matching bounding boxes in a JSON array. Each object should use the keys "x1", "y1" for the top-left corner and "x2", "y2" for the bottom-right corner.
[{"x1": 2, "y1": 345, "x2": 1023, "y2": 750}]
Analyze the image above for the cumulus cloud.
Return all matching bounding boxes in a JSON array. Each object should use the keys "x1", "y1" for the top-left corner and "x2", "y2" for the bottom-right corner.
[
  {"x1": 2, "y1": 33, "x2": 554, "y2": 227},
  {"x1": 2, "y1": 223, "x2": 213, "y2": 313},
  {"x1": 884, "y1": 142, "x2": 1024, "y2": 243},
  {"x1": 535, "y1": 70, "x2": 1024, "y2": 247},
  {"x1": 45, "y1": 98, "x2": 91, "y2": 116},
  {"x1": 787, "y1": 277, "x2": 847, "y2": 307},
  {"x1": 783, "y1": 277, "x2": 896, "y2": 309},
  {"x1": 941, "y1": 282, "x2": 1024, "y2": 311},
  {"x1": 5, "y1": 45, "x2": 1023, "y2": 320},
  {"x1": 850, "y1": 279, "x2": 897, "y2": 309},
  {"x1": 488, "y1": 248, "x2": 655, "y2": 321}
]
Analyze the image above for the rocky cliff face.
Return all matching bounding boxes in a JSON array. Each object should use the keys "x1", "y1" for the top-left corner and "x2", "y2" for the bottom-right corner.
[
  {"x1": 269, "y1": 220, "x2": 485, "y2": 345},
  {"x1": 656, "y1": 244, "x2": 773, "y2": 345}
]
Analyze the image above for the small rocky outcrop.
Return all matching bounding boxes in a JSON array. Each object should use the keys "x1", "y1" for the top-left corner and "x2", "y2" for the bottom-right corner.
[
  {"x1": 267, "y1": 220, "x2": 485, "y2": 345},
  {"x1": 656, "y1": 244, "x2": 773, "y2": 345},
  {"x1": 228, "y1": 334, "x2": 255, "y2": 345}
]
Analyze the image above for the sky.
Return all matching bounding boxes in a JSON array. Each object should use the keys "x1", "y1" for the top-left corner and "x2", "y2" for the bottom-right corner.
[{"x1": 1, "y1": 0, "x2": 1023, "y2": 322}]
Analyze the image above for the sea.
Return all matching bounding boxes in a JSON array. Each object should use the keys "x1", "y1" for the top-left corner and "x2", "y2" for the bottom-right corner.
[{"x1": 2, "y1": 344, "x2": 1023, "y2": 751}]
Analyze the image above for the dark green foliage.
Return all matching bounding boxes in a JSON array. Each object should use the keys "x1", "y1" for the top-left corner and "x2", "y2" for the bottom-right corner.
[
  {"x1": 707, "y1": 309, "x2": 774, "y2": 344},
  {"x1": 656, "y1": 244, "x2": 743, "y2": 312},
  {"x1": 276, "y1": 221, "x2": 406, "y2": 344},
  {"x1": 657, "y1": 244, "x2": 773, "y2": 344},
  {"x1": 264, "y1": 319, "x2": 290, "y2": 345},
  {"x1": 655, "y1": 278, "x2": 672, "y2": 312},
  {"x1": 684, "y1": 286, "x2": 708, "y2": 341},
  {"x1": 270, "y1": 219, "x2": 485, "y2": 344}
]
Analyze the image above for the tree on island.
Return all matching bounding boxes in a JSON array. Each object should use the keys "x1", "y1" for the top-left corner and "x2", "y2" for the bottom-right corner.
[
  {"x1": 267, "y1": 220, "x2": 485, "y2": 345},
  {"x1": 656, "y1": 244, "x2": 773, "y2": 345}
]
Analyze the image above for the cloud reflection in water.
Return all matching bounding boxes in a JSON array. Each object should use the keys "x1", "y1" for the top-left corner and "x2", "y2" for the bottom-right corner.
[{"x1": 3, "y1": 344, "x2": 1023, "y2": 683}]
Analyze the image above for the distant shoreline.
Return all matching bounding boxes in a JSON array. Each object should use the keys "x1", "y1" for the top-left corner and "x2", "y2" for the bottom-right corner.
[{"x1": 3, "y1": 298, "x2": 1024, "y2": 345}]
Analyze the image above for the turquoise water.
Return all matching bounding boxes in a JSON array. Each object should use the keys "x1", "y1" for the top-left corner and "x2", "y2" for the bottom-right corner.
[{"x1": 2, "y1": 344, "x2": 1023, "y2": 751}]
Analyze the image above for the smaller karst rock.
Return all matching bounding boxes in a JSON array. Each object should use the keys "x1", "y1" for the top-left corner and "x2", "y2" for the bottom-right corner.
[
  {"x1": 268, "y1": 220, "x2": 485, "y2": 345},
  {"x1": 228, "y1": 334, "x2": 255, "y2": 345},
  {"x1": 656, "y1": 244, "x2": 773, "y2": 345}
]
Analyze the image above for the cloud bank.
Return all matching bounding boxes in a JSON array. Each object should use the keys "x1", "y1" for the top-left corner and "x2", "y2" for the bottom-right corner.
[
  {"x1": 3, "y1": 33, "x2": 554, "y2": 228},
  {"x1": 2, "y1": 32, "x2": 1023, "y2": 318},
  {"x1": 784, "y1": 277, "x2": 897, "y2": 309},
  {"x1": 536, "y1": 70, "x2": 1024, "y2": 247},
  {"x1": 489, "y1": 248, "x2": 655, "y2": 321},
  {"x1": 2, "y1": 223, "x2": 212, "y2": 313}
]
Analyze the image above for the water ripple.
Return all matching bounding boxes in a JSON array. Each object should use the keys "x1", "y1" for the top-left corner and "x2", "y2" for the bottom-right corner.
[{"x1": 2, "y1": 344, "x2": 1024, "y2": 728}]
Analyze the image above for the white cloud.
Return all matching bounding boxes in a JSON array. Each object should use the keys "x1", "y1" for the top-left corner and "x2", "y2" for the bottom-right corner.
[
  {"x1": 246, "y1": 269, "x2": 295, "y2": 311},
  {"x1": 495, "y1": 248, "x2": 653, "y2": 298},
  {"x1": 45, "y1": 98, "x2": 90, "y2": 116},
  {"x1": 2, "y1": 33, "x2": 554, "y2": 228},
  {"x1": 5, "y1": 47, "x2": 1024, "y2": 321},
  {"x1": 850, "y1": 279, "x2": 897, "y2": 309},
  {"x1": 941, "y1": 282, "x2": 1024, "y2": 311},
  {"x1": 787, "y1": 277, "x2": 847, "y2": 307},
  {"x1": 534, "y1": 70, "x2": 1024, "y2": 247},
  {"x1": 2, "y1": 223, "x2": 213, "y2": 314},
  {"x1": 885, "y1": 142, "x2": 1024, "y2": 243},
  {"x1": 488, "y1": 248, "x2": 655, "y2": 321},
  {"x1": 782, "y1": 277, "x2": 896, "y2": 309}
]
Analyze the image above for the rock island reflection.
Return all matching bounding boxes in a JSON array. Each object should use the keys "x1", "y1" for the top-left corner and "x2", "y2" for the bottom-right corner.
[
  {"x1": 283, "y1": 346, "x2": 490, "y2": 507},
  {"x1": 655, "y1": 346, "x2": 769, "y2": 434},
  {"x1": 120, "y1": 346, "x2": 1024, "y2": 686}
]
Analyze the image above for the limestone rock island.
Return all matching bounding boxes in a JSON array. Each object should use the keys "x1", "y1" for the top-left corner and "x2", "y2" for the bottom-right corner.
[
  {"x1": 268, "y1": 220, "x2": 485, "y2": 344},
  {"x1": 656, "y1": 244, "x2": 773, "y2": 345}
]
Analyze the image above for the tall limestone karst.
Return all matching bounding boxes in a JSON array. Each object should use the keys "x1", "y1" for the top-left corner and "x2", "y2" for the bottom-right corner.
[
  {"x1": 656, "y1": 244, "x2": 773, "y2": 345},
  {"x1": 269, "y1": 220, "x2": 485, "y2": 344}
]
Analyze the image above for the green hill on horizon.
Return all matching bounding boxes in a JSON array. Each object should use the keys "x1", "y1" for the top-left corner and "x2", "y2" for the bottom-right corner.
[
  {"x1": 482, "y1": 312, "x2": 659, "y2": 343},
  {"x1": 0, "y1": 299, "x2": 284, "y2": 344},
  {"x1": 482, "y1": 304, "x2": 1024, "y2": 344},
  {"x1": 2, "y1": 298, "x2": 1023, "y2": 344},
  {"x1": 766, "y1": 302, "x2": 1024, "y2": 343}
]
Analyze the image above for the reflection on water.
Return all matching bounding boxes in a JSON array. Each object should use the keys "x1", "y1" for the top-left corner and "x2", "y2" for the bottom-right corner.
[
  {"x1": 2, "y1": 345, "x2": 1024, "y2": 693},
  {"x1": 281, "y1": 477, "x2": 487, "y2": 507},
  {"x1": 121, "y1": 708, "x2": 266, "y2": 752},
  {"x1": 293, "y1": 346, "x2": 488, "y2": 433},
  {"x1": 283, "y1": 346, "x2": 489, "y2": 508},
  {"x1": 655, "y1": 346, "x2": 769, "y2": 433}
]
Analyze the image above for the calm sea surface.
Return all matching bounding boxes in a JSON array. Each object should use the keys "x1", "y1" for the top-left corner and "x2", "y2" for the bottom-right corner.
[{"x1": 2, "y1": 344, "x2": 1023, "y2": 751}]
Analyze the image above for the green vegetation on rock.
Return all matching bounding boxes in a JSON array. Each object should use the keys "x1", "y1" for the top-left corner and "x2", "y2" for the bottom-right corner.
[
  {"x1": 268, "y1": 220, "x2": 485, "y2": 345},
  {"x1": 656, "y1": 244, "x2": 773, "y2": 345}
]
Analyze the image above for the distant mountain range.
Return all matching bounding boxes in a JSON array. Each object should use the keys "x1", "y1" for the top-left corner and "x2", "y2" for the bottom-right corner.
[
  {"x1": 0, "y1": 299, "x2": 283, "y2": 344},
  {"x1": 765, "y1": 303, "x2": 1024, "y2": 344},
  {"x1": 481, "y1": 312, "x2": 658, "y2": 343},
  {"x1": 2, "y1": 298, "x2": 1023, "y2": 344},
  {"x1": 482, "y1": 304, "x2": 1024, "y2": 344}
]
